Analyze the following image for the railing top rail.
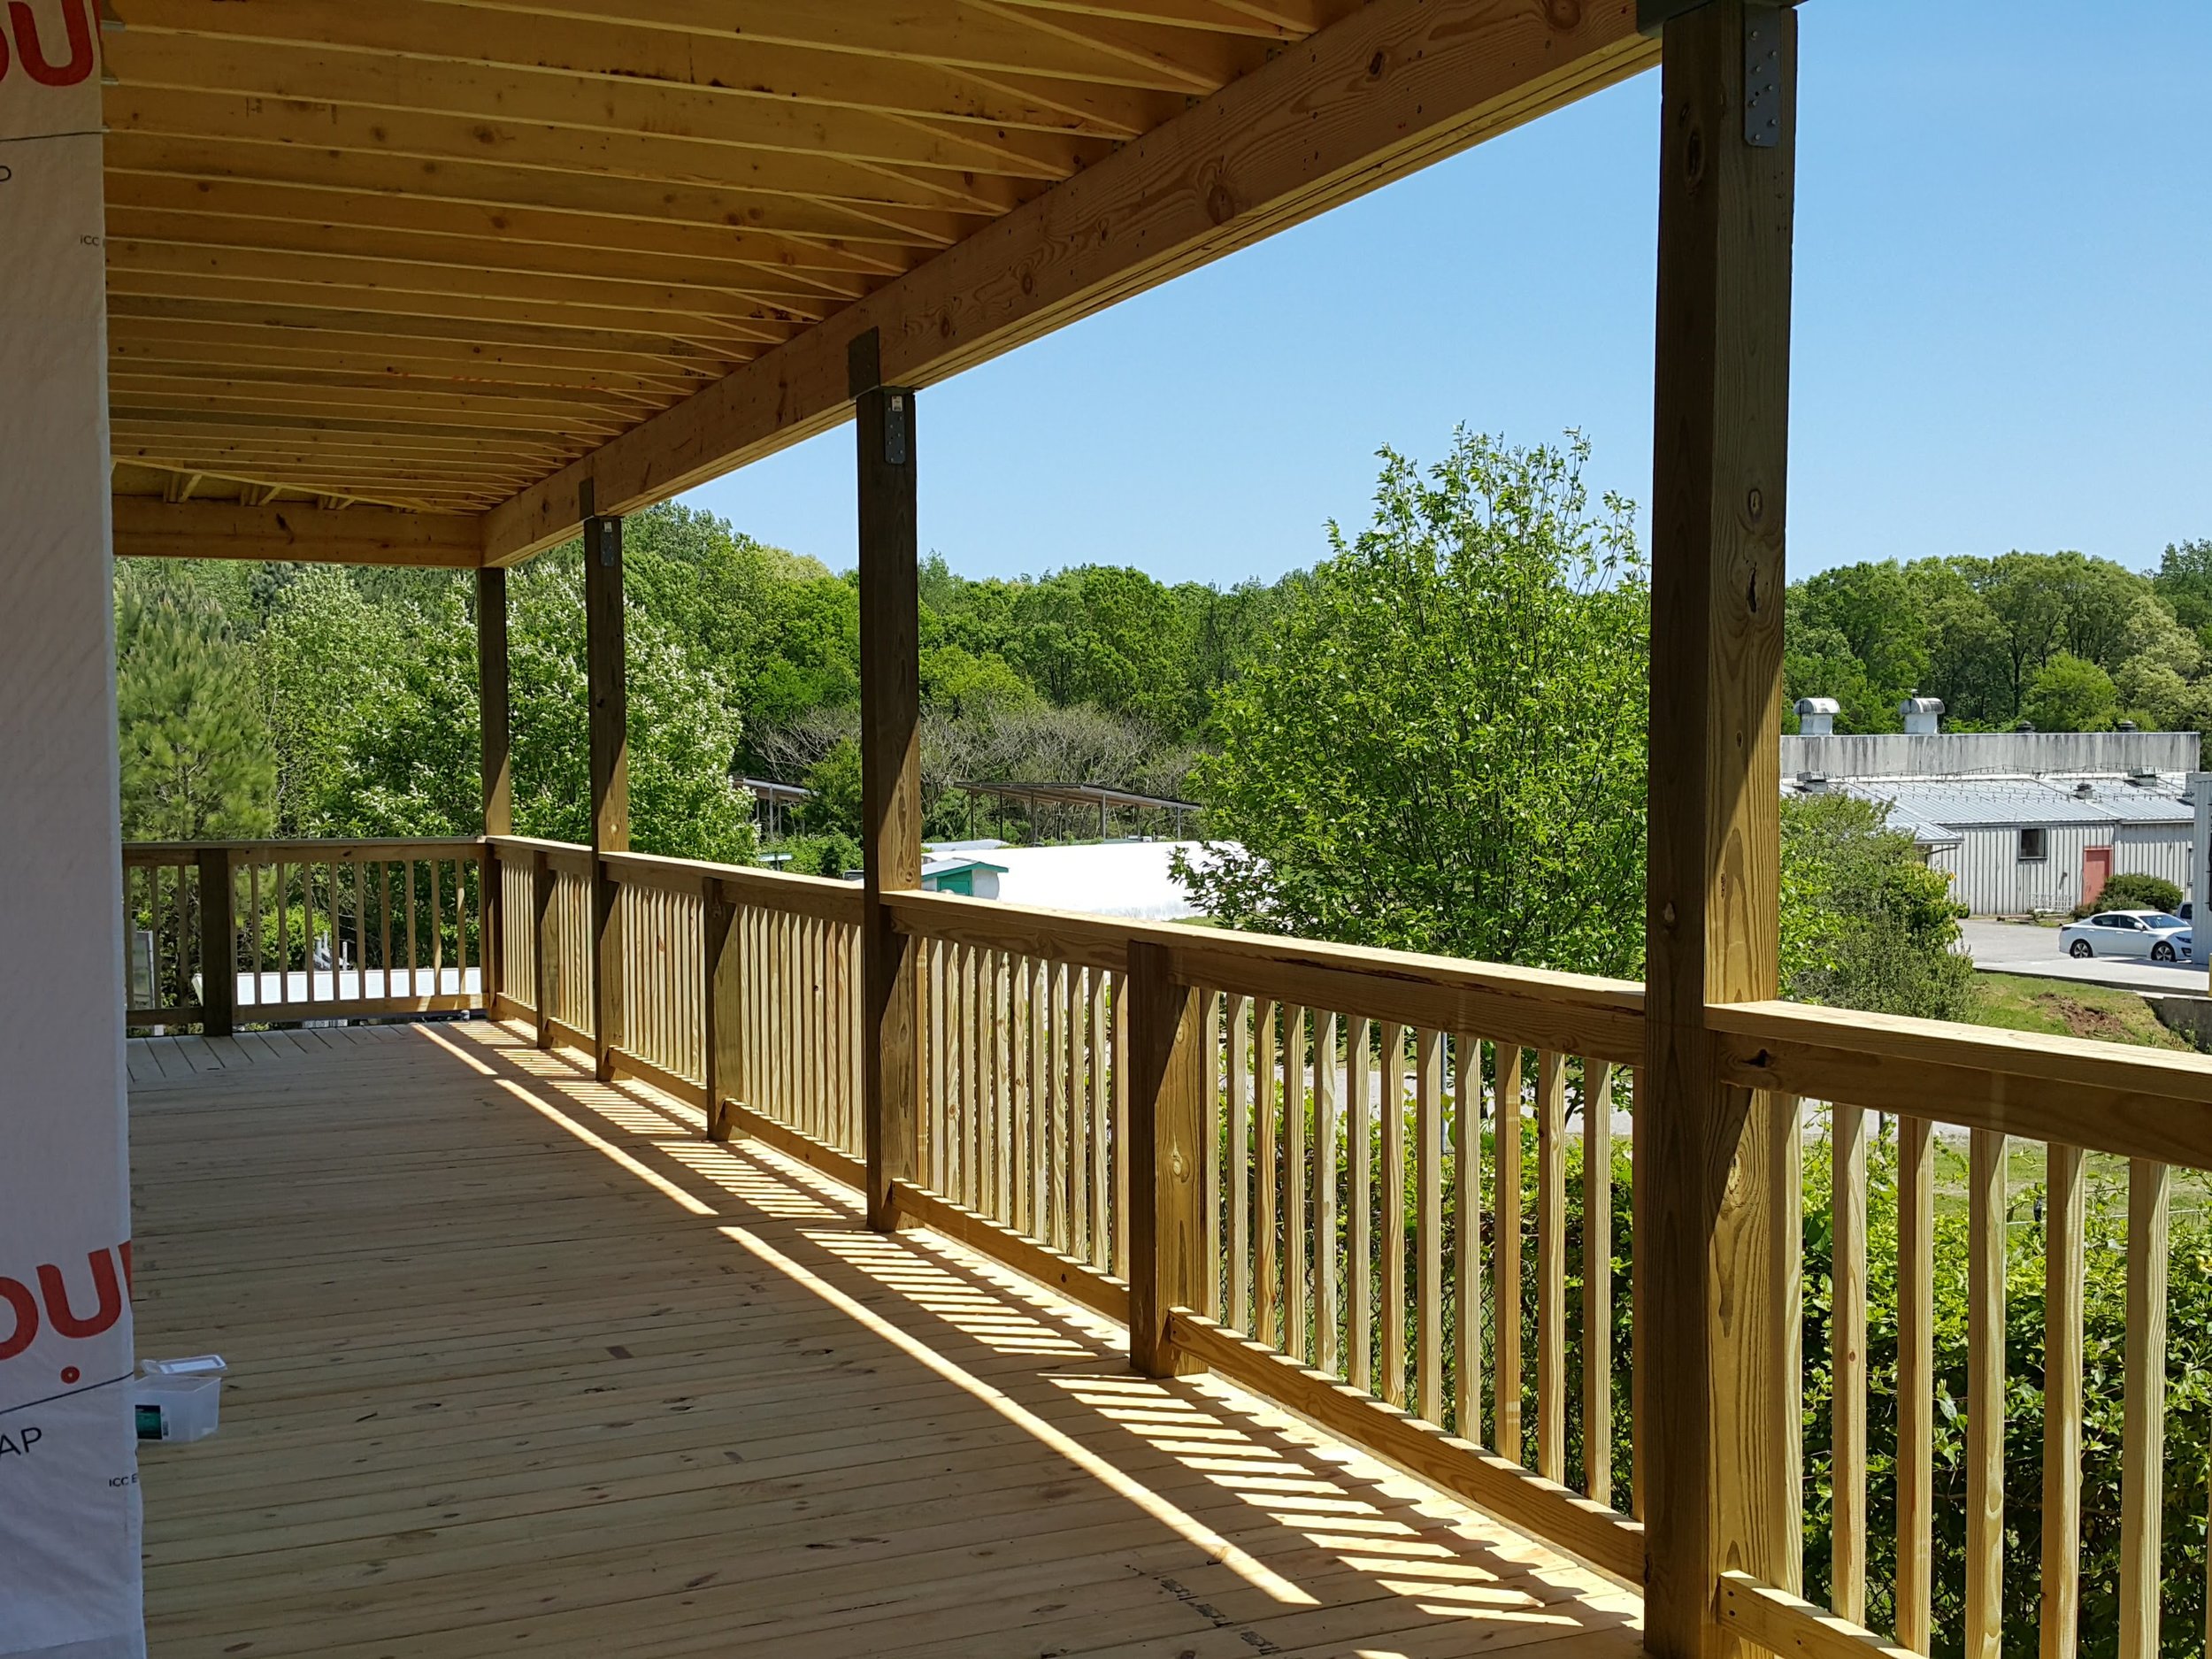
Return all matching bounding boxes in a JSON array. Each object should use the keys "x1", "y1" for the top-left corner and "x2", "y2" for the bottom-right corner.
[
  {"x1": 888, "y1": 889, "x2": 1648, "y2": 1065},
  {"x1": 126, "y1": 836, "x2": 486, "y2": 864},
  {"x1": 1716, "y1": 998, "x2": 2212, "y2": 1169}
]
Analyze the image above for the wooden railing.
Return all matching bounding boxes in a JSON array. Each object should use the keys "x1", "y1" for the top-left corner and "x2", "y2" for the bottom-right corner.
[
  {"x1": 123, "y1": 840, "x2": 485, "y2": 1032},
  {"x1": 127, "y1": 834, "x2": 2212, "y2": 1654}
]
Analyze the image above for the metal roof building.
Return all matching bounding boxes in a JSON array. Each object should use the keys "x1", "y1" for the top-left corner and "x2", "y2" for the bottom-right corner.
[{"x1": 1785, "y1": 769, "x2": 2195, "y2": 917}]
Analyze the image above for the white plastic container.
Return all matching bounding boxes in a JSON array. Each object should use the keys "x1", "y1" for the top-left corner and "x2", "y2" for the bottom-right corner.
[{"x1": 135, "y1": 1356, "x2": 226, "y2": 1443}]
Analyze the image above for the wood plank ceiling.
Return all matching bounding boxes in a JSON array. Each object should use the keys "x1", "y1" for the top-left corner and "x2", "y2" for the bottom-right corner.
[{"x1": 102, "y1": 0, "x2": 1356, "y2": 517}]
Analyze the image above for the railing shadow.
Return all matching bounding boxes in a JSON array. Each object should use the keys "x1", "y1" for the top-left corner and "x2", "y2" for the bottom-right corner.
[{"x1": 403, "y1": 1017, "x2": 1643, "y2": 1657}]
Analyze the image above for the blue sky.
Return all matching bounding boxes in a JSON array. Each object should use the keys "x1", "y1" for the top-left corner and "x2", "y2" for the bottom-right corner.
[{"x1": 687, "y1": 3, "x2": 2212, "y2": 588}]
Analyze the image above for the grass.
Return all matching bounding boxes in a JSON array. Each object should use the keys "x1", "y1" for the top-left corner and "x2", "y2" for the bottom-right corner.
[{"x1": 1961, "y1": 973, "x2": 2193, "y2": 1050}]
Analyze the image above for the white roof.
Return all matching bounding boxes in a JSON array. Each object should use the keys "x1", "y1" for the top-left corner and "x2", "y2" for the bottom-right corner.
[{"x1": 984, "y1": 841, "x2": 1227, "y2": 921}]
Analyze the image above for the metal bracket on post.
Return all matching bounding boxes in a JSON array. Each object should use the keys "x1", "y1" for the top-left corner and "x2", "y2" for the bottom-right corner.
[
  {"x1": 1743, "y1": 4, "x2": 1785, "y2": 148},
  {"x1": 1639, "y1": 1, "x2": 1792, "y2": 146}
]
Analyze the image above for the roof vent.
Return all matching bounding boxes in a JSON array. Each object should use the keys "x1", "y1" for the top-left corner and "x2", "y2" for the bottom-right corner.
[
  {"x1": 1900, "y1": 695, "x2": 1944, "y2": 736},
  {"x1": 2116, "y1": 718, "x2": 2139, "y2": 732},
  {"x1": 1794, "y1": 696, "x2": 1839, "y2": 738},
  {"x1": 2074, "y1": 781, "x2": 2095, "y2": 797},
  {"x1": 1795, "y1": 770, "x2": 1829, "y2": 793}
]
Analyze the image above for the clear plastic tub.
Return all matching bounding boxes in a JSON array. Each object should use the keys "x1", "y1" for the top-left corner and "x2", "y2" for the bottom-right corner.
[{"x1": 135, "y1": 1357, "x2": 226, "y2": 1443}]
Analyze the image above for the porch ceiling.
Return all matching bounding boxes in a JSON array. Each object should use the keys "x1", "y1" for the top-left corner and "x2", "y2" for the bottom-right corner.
[{"x1": 98, "y1": 0, "x2": 1655, "y2": 559}]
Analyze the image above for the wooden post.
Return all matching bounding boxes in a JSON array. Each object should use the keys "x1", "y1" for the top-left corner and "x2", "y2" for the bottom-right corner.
[
  {"x1": 1127, "y1": 939, "x2": 1205, "y2": 1378},
  {"x1": 478, "y1": 565, "x2": 511, "y2": 1008},
  {"x1": 1640, "y1": 4, "x2": 1798, "y2": 1656},
  {"x1": 583, "y1": 488, "x2": 628, "y2": 1081},
  {"x1": 704, "y1": 884, "x2": 741, "y2": 1141},
  {"x1": 196, "y1": 848, "x2": 234, "y2": 1039},
  {"x1": 852, "y1": 330, "x2": 922, "y2": 1232},
  {"x1": 532, "y1": 848, "x2": 556, "y2": 1051},
  {"x1": 478, "y1": 567, "x2": 512, "y2": 837}
]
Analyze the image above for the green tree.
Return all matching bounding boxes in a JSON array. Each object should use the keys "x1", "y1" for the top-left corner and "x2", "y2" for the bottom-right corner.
[
  {"x1": 1778, "y1": 795, "x2": 1973, "y2": 1018},
  {"x1": 2152, "y1": 537, "x2": 2212, "y2": 640},
  {"x1": 799, "y1": 737, "x2": 864, "y2": 840},
  {"x1": 1178, "y1": 432, "x2": 1648, "y2": 977},
  {"x1": 2022, "y1": 651, "x2": 2119, "y2": 732},
  {"x1": 115, "y1": 585, "x2": 276, "y2": 841}
]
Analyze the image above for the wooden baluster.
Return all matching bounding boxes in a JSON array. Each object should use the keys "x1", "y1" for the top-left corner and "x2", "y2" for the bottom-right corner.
[
  {"x1": 249, "y1": 861, "x2": 264, "y2": 1014},
  {"x1": 1314, "y1": 1010, "x2": 1340, "y2": 1376},
  {"x1": 1029, "y1": 957, "x2": 1049, "y2": 1240},
  {"x1": 1415, "y1": 1027, "x2": 1443, "y2": 1424},
  {"x1": 1902, "y1": 1110, "x2": 1938, "y2": 1655},
  {"x1": 351, "y1": 859, "x2": 366, "y2": 1005},
  {"x1": 1772, "y1": 1091, "x2": 1806, "y2": 1583},
  {"x1": 1628, "y1": 1067, "x2": 1644, "y2": 1520},
  {"x1": 2040, "y1": 1140, "x2": 2085, "y2": 1659},
  {"x1": 1583, "y1": 1060, "x2": 1615, "y2": 1503},
  {"x1": 1964, "y1": 1128, "x2": 2007, "y2": 1659},
  {"x1": 2119, "y1": 1157, "x2": 2170, "y2": 1659},
  {"x1": 968, "y1": 945, "x2": 986, "y2": 1211},
  {"x1": 275, "y1": 859, "x2": 292, "y2": 1006},
  {"x1": 404, "y1": 859, "x2": 419, "y2": 1002},
  {"x1": 928, "y1": 938, "x2": 947, "y2": 1191},
  {"x1": 1832, "y1": 1102, "x2": 1868, "y2": 1621},
  {"x1": 1348, "y1": 1016, "x2": 1372, "y2": 1394},
  {"x1": 1112, "y1": 969, "x2": 1130, "y2": 1279},
  {"x1": 1380, "y1": 1021, "x2": 1406, "y2": 1408},
  {"x1": 1256, "y1": 1000, "x2": 1280, "y2": 1348},
  {"x1": 1454, "y1": 1034, "x2": 1483, "y2": 1441},
  {"x1": 993, "y1": 952, "x2": 1011, "y2": 1226},
  {"x1": 1066, "y1": 964, "x2": 1087, "y2": 1260},
  {"x1": 1285, "y1": 1003, "x2": 1308, "y2": 1362},
  {"x1": 1227, "y1": 994, "x2": 1253, "y2": 1334},
  {"x1": 1535, "y1": 1049, "x2": 1566, "y2": 1480},
  {"x1": 1494, "y1": 1044, "x2": 1525, "y2": 1463},
  {"x1": 430, "y1": 858, "x2": 443, "y2": 994},
  {"x1": 1201, "y1": 989, "x2": 1223, "y2": 1316},
  {"x1": 1090, "y1": 967, "x2": 1111, "y2": 1272}
]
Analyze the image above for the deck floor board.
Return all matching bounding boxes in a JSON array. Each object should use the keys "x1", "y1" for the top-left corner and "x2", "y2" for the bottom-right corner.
[{"x1": 131, "y1": 1020, "x2": 1641, "y2": 1657}]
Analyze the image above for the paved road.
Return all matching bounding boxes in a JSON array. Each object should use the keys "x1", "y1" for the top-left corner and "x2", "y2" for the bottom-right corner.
[{"x1": 1961, "y1": 918, "x2": 2209, "y2": 995}]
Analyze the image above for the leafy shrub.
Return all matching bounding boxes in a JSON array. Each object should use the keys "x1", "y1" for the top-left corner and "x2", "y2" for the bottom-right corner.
[{"x1": 2072, "y1": 871, "x2": 2184, "y2": 918}]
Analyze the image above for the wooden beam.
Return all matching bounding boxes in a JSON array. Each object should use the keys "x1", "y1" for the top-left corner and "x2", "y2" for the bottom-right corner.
[
  {"x1": 109, "y1": 495, "x2": 481, "y2": 565},
  {"x1": 1640, "y1": 7, "x2": 1798, "y2": 1659},
  {"x1": 854, "y1": 332, "x2": 923, "y2": 1232},
  {"x1": 584, "y1": 497, "x2": 628, "y2": 1082},
  {"x1": 481, "y1": 0, "x2": 1654, "y2": 562}
]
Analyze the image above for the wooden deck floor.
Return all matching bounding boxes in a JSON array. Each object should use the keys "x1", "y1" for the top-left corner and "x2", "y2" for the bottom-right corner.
[{"x1": 129, "y1": 1018, "x2": 1642, "y2": 1658}]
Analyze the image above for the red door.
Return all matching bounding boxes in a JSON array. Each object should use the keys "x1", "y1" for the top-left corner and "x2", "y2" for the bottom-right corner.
[{"x1": 2083, "y1": 844, "x2": 2113, "y2": 904}]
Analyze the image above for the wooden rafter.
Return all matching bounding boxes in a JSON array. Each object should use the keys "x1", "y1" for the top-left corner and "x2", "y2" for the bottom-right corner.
[{"x1": 481, "y1": 0, "x2": 1653, "y2": 561}]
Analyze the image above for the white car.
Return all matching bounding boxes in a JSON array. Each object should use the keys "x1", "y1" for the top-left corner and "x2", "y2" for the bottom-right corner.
[{"x1": 2059, "y1": 910, "x2": 2191, "y2": 962}]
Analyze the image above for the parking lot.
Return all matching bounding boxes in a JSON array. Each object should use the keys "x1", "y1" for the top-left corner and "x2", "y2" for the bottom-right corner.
[{"x1": 1962, "y1": 918, "x2": 2210, "y2": 995}]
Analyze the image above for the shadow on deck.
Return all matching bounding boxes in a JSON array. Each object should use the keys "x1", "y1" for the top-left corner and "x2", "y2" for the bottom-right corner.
[{"x1": 128, "y1": 1020, "x2": 1642, "y2": 1658}]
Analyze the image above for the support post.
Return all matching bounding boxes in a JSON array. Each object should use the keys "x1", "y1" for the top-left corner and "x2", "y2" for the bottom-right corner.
[
  {"x1": 703, "y1": 885, "x2": 741, "y2": 1141},
  {"x1": 583, "y1": 489, "x2": 628, "y2": 1081},
  {"x1": 196, "y1": 848, "x2": 234, "y2": 1039},
  {"x1": 532, "y1": 847, "x2": 556, "y2": 1052},
  {"x1": 852, "y1": 331, "x2": 922, "y2": 1231},
  {"x1": 478, "y1": 566, "x2": 511, "y2": 1006},
  {"x1": 1127, "y1": 940, "x2": 1206, "y2": 1377},
  {"x1": 1640, "y1": 4, "x2": 1799, "y2": 1656}
]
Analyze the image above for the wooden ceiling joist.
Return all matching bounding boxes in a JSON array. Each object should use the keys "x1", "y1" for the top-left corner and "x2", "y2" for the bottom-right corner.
[
  {"x1": 101, "y1": 0, "x2": 1650, "y2": 563},
  {"x1": 480, "y1": 0, "x2": 1653, "y2": 561}
]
